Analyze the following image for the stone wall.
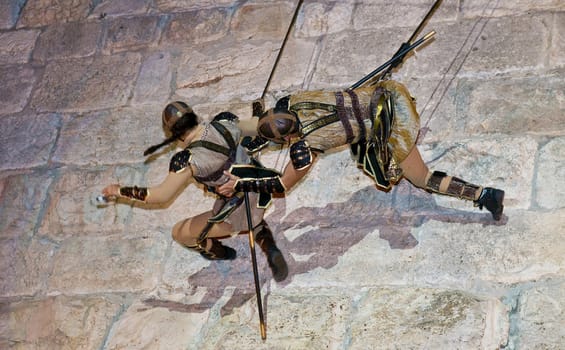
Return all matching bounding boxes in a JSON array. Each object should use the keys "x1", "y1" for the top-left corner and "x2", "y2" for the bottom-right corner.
[{"x1": 0, "y1": 0, "x2": 564, "y2": 349}]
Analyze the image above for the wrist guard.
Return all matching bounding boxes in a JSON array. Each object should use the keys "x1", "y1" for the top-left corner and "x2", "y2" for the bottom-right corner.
[
  {"x1": 119, "y1": 186, "x2": 148, "y2": 201},
  {"x1": 234, "y1": 176, "x2": 285, "y2": 194},
  {"x1": 241, "y1": 135, "x2": 269, "y2": 153}
]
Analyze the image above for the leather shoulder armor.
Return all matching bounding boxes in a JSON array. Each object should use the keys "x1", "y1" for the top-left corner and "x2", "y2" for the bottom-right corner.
[
  {"x1": 212, "y1": 111, "x2": 239, "y2": 122},
  {"x1": 290, "y1": 140, "x2": 313, "y2": 171},
  {"x1": 169, "y1": 149, "x2": 192, "y2": 173}
]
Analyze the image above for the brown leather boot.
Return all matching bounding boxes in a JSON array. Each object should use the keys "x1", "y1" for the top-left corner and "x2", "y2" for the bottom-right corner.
[
  {"x1": 255, "y1": 222, "x2": 288, "y2": 282},
  {"x1": 186, "y1": 238, "x2": 236, "y2": 261}
]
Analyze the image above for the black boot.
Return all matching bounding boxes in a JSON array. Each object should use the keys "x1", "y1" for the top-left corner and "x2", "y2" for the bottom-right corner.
[
  {"x1": 187, "y1": 238, "x2": 237, "y2": 261},
  {"x1": 474, "y1": 187, "x2": 505, "y2": 221},
  {"x1": 255, "y1": 222, "x2": 288, "y2": 282}
]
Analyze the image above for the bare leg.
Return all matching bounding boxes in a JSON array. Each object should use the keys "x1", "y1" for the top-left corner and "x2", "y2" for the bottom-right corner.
[
  {"x1": 172, "y1": 211, "x2": 237, "y2": 260},
  {"x1": 398, "y1": 146, "x2": 504, "y2": 220}
]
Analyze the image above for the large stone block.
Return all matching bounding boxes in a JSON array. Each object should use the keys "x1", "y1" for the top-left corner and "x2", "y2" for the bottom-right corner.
[
  {"x1": 47, "y1": 233, "x2": 168, "y2": 294},
  {"x1": 89, "y1": 0, "x2": 150, "y2": 19},
  {"x1": 161, "y1": 8, "x2": 230, "y2": 46},
  {"x1": 154, "y1": 0, "x2": 237, "y2": 13},
  {"x1": 0, "y1": 170, "x2": 54, "y2": 240},
  {"x1": 33, "y1": 21, "x2": 101, "y2": 62},
  {"x1": 461, "y1": 0, "x2": 565, "y2": 18},
  {"x1": 515, "y1": 280, "x2": 565, "y2": 349},
  {"x1": 175, "y1": 39, "x2": 280, "y2": 103},
  {"x1": 132, "y1": 51, "x2": 173, "y2": 105},
  {"x1": 0, "y1": 0, "x2": 26, "y2": 29},
  {"x1": 353, "y1": 0, "x2": 458, "y2": 31},
  {"x1": 198, "y1": 291, "x2": 351, "y2": 349},
  {"x1": 349, "y1": 288, "x2": 508, "y2": 349},
  {"x1": 411, "y1": 209, "x2": 565, "y2": 287},
  {"x1": 17, "y1": 0, "x2": 91, "y2": 28},
  {"x1": 0, "y1": 65, "x2": 35, "y2": 116},
  {"x1": 295, "y1": 1, "x2": 354, "y2": 37},
  {"x1": 231, "y1": 2, "x2": 294, "y2": 41},
  {"x1": 104, "y1": 299, "x2": 210, "y2": 349},
  {"x1": 0, "y1": 238, "x2": 55, "y2": 297},
  {"x1": 51, "y1": 107, "x2": 161, "y2": 166},
  {"x1": 102, "y1": 15, "x2": 161, "y2": 54},
  {"x1": 0, "y1": 30, "x2": 39, "y2": 65},
  {"x1": 36, "y1": 166, "x2": 141, "y2": 240},
  {"x1": 311, "y1": 28, "x2": 406, "y2": 88},
  {"x1": 31, "y1": 53, "x2": 141, "y2": 112},
  {"x1": 0, "y1": 112, "x2": 60, "y2": 170},
  {"x1": 551, "y1": 12, "x2": 565, "y2": 68},
  {"x1": 456, "y1": 73, "x2": 564, "y2": 136},
  {"x1": 0, "y1": 295, "x2": 121, "y2": 349},
  {"x1": 421, "y1": 135, "x2": 537, "y2": 210},
  {"x1": 535, "y1": 137, "x2": 565, "y2": 209}
]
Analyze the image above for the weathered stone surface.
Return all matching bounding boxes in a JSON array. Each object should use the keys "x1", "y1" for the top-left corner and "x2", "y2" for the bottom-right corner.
[
  {"x1": 0, "y1": 238, "x2": 55, "y2": 297},
  {"x1": 47, "y1": 233, "x2": 168, "y2": 294},
  {"x1": 102, "y1": 15, "x2": 161, "y2": 54},
  {"x1": 200, "y1": 291, "x2": 351, "y2": 349},
  {"x1": 36, "y1": 166, "x2": 140, "y2": 240},
  {"x1": 0, "y1": 30, "x2": 39, "y2": 65},
  {"x1": 535, "y1": 137, "x2": 565, "y2": 209},
  {"x1": 311, "y1": 28, "x2": 405, "y2": 88},
  {"x1": 460, "y1": 14, "x2": 551, "y2": 73},
  {"x1": 104, "y1": 298, "x2": 210, "y2": 349},
  {"x1": 32, "y1": 53, "x2": 141, "y2": 112},
  {"x1": 295, "y1": 2, "x2": 353, "y2": 37},
  {"x1": 0, "y1": 295, "x2": 121, "y2": 349},
  {"x1": 231, "y1": 2, "x2": 293, "y2": 41},
  {"x1": 265, "y1": 37, "x2": 318, "y2": 93},
  {"x1": 551, "y1": 12, "x2": 565, "y2": 68},
  {"x1": 349, "y1": 288, "x2": 508, "y2": 349},
  {"x1": 175, "y1": 39, "x2": 279, "y2": 103},
  {"x1": 411, "y1": 209, "x2": 565, "y2": 287},
  {"x1": 417, "y1": 73, "x2": 565, "y2": 143},
  {"x1": 461, "y1": 0, "x2": 565, "y2": 18},
  {"x1": 0, "y1": 112, "x2": 60, "y2": 170},
  {"x1": 33, "y1": 21, "x2": 101, "y2": 62},
  {"x1": 17, "y1": 0, "x2": 92, "y2": 28},
  {"x1": 0, "y1": 66, "x2": 36, "y2": 116},
  {"x1": 52, "y1": 106, "x2": 162, "y2": 166},
  {"x1": 515, "y1": 280, "x2": 565, "y2": 349},
  {"x1": 161, "y1": 8, "x2": 231, "y2": 47},
  {"x1": 132, "y1": 51, "x2": 172, "y2": 105},
  {"x1": 421, "y1": 135, "x2": 537, "y2": 210},
  {"x1": 353, "y1": 0, "x2": 458, "y2": 31},
  {"x1": 0, "y1": 0, "x2": 26, "y2": 29},
  {"x1": 154, "y1": 0, "x2": 237, "y2": 13},
  {"x1": 90, "y1": 0, "x2": 150, "y2": 19},
  {"x1": 456, "y1": 73, "x2": 564, "y2": 137},
  {"x1": 0, "y1": 170, "x2": 54, "y2": 240}
]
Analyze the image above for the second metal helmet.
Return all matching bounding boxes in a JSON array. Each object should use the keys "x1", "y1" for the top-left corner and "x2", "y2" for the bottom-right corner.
[
  {"x1": 257, "y1": 108, "x2": 300, "y2": 144},
  {"x1": 162, "y1": 101, "x2": 193, "y2": 132}
]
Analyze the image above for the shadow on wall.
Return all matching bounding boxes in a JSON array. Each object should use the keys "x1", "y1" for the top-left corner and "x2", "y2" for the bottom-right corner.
[{"x1": 144, "y1": 181, "x2": 506, "y2": 315}]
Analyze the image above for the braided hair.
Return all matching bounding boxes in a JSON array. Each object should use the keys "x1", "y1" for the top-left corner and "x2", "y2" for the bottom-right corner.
[{"x1": 144, "y1": 101, "x2": 199, "y2": 156}]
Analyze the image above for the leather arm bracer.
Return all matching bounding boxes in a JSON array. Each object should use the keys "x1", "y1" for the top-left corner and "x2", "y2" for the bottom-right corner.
[{"x1": 119, "y1": 186, "x2": 148, "y2": 201}]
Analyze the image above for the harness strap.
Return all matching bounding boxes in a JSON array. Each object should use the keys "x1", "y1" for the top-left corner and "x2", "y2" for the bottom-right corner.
[
  {"x1": 189, "y1": 121, "x2": 237, "y2": 183},
  {"x1": 346, "y1": 89, "x2": 366, "y2": 142},
  {"x1": 335, "y1": 91, "x2": 354, "y2": 144}
]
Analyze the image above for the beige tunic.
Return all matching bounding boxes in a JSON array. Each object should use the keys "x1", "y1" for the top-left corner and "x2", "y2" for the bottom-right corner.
[{"x1": 289, "y1": 80, "x2": 420, "y2": 164}]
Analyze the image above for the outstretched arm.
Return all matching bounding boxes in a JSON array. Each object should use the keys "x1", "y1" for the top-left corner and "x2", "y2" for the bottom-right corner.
[{"x1": 102, "y1": 167, "x2": 193, "y2": 205}]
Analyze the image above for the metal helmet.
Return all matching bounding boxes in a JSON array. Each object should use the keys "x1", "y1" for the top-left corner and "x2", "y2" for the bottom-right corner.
[
  {"x1": 162, "y1": 101, "x2": 193, "y2": 132},
  {"x1": 257, "y1": 108, "x2": 300, "y2": 144}
]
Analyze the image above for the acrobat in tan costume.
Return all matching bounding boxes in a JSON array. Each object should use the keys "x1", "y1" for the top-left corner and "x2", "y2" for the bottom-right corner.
[
  {"x1": 103, "y1": 102, "x2": 288, "y2": 281},
  {"x1": 221, "y1": 80, "x2": 504, "y2": 221}
]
